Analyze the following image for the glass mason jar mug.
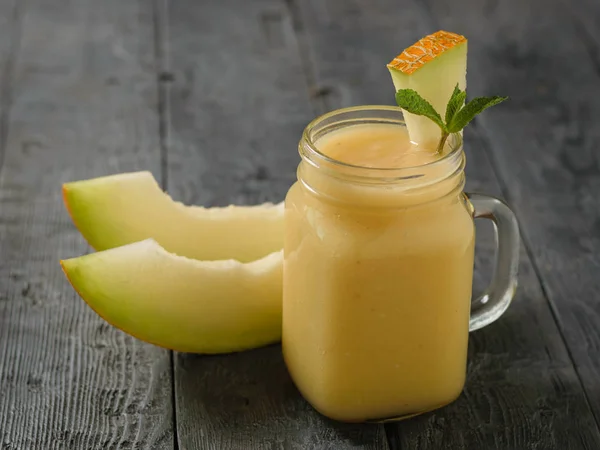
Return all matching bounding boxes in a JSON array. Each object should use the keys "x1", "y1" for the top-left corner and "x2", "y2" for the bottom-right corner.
[{"x1": 282, "y1": 106, "x2": 520, "y2": 423}]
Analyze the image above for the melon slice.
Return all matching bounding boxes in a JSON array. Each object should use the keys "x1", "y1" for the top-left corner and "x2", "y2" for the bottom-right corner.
[
  {"x1": 388, "y1": 30, "x2": 467, "y2": 147},
  {"x1": 63, "y1": 171, "x2": 283, "y2": 263},
  {"x1": 61, "y1": 239, "x2": 283, "y2": 353}
]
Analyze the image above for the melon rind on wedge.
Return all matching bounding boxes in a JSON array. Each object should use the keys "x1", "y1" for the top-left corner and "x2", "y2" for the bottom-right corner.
[
  {"x1": 61, "y1": 239, "x2": 283, "y2": 353},
  {"x1": 388, "y1": 30, "x2": 467, "y2": 148},
  {"x1": 63, "y1": 171, "x2": 283, "y2": 263}
]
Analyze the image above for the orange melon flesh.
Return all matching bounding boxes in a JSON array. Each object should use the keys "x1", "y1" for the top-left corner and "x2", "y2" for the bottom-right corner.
[
  {"x1": 63, "y1": 172, "x2": 283, "y2": 262},
  {"x1": 61, "y1": 240, "x2": 283, "y2": 353},
  {"x1": 388, "y1": 30, "x2": 467, "y2": 148}
]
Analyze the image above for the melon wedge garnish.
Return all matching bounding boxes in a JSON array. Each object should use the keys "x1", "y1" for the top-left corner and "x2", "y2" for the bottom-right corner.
[
  {"x1": 63, "y1": 172, "x2": 283, "y2": 262},
  {"x1": 388, "y1": 30, "x2": 467, "y2": 147},
  {"x1": 61, "y1": 239, "x2": 283, "y2": 353}
]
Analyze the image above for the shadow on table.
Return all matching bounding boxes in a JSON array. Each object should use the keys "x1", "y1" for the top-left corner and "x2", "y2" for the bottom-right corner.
[{"x1": 175, "y1": 344, "x2": 383, "y2": 447}]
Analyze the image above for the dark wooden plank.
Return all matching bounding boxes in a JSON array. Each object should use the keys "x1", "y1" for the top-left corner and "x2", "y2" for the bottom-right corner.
[
  {"x1": 0, "y1": 0, "x2": 20, "y2": 174},
  {"x1": 289, "y1": 0, "x2": 600, "y2": 448},
  {"x1": 176, "y1": 347, "x2": 388, "y2": 450},
  {"x1": 162, "y1": 0, "x2": 388, "y2": 448},
  {"x1": 420, "y1": 0, "x2": 600, "y2": 432},
  {"x1": 0, "y1": 0, "x2": 173, "y2": 448}
]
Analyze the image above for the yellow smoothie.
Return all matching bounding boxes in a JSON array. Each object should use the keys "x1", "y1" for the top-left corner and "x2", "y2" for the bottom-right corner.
[{"x1": 283, "y1": 122, "x2": 475, "y2": 422}]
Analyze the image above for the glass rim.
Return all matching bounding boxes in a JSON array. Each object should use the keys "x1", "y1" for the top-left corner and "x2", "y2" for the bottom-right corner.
[{"x1": 300, "y1": 105, "x2": 463, "y2": 176}]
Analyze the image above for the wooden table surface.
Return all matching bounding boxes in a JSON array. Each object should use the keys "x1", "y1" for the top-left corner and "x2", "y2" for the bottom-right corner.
[{"x1": 1, "y1": 0, "x2": 599, "y2": 448}]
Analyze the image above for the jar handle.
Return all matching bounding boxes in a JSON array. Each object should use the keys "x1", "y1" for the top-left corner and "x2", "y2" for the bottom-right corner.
[{"x1": 466, "y1": 193, "x2": 520, "y2": 331}]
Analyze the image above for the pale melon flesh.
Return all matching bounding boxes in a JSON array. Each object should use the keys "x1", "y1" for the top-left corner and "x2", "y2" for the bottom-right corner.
[
  {"x1": 63, "y1": 171, "x2": 283, "y2": 262},
  {"x1": 388, "y1": 35, "x2": 467, "y2": 148},
  {"x1": 61, "y1": 239, "x2": 283, "y2": 353}
]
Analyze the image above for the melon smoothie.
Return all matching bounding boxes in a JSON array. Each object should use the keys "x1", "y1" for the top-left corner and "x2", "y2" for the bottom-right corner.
[
  {"x1": 283, "y1": 111, "x2": 475, "y2": 422},
  {"x1": 283, "y1": 31, "x2": 519, "y2": 423}
]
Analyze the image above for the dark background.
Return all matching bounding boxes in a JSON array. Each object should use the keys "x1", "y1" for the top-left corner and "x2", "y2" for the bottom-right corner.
[{"x1": 1, "y1": 0, "x2": 599, "y2": 449}]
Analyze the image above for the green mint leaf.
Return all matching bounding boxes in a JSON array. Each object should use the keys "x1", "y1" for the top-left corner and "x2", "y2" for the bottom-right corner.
[
  {"x1": 395, "y1": 89, "x2": 447, "y2": 132},
  {"x1": 445, "y1": 84, "x2": 467, "y2": 125},
  {"x1": 447, "y1": 95, "x2": 508, "y2": 133}
]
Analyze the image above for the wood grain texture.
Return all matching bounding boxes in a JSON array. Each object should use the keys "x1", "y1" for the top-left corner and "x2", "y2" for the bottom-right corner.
[
  {"x1": 0, "y1": 0, "x2": 20, "y2": 174},
  {"x1": 176, "y1": 346, "x2": 388, "y2": 450},
  {"x1": 164, "y1": 0, "x2": 306, "y2": 208},
  {"x1": 161, "y1": 0, "x2": 388, "y2": 447},
  {"x1": 420, "y1": 0, "x2": 600, "y2": 433},
  {"x1": 0, "y1": 0, "x2": 173, "y2": 448},
  {"x1": 289, "y1": 0, "x2": 600, "y2": 448}
]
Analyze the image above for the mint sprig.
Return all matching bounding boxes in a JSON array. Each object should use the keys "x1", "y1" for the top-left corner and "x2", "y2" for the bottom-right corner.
[
  {"x1": 395, "y1": 84, "x2": 508, "y2": 154},
  {"x1": 444, "y1": 84, "x2": 466, "y2": 125},
  {"x1": 395, "y1": 90, "x2": 445, "y2": 131}
]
